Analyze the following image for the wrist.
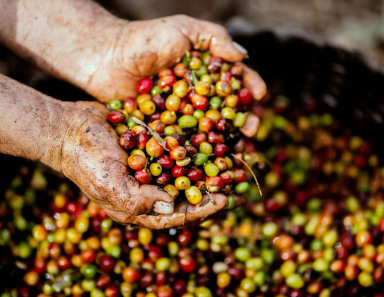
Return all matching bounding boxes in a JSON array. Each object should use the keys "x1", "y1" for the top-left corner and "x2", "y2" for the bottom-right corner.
[{"x1": 38, "y1": 101, "x2": 77, "y2": 173}]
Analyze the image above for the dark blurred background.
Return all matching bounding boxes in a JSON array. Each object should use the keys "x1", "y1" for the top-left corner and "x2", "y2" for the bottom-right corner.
[
  {"x1": 96, "y1": 0, "x2": 384, "y2": 65},
  {"x1": 2, "y1": 0, "x2": 384, "y2": 86}
]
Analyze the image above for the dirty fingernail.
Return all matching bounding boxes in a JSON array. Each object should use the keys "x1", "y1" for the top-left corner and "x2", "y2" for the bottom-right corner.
[
  {"x1": 232, "y1": 41, "x2": 248, "y2": 55},
  {"x1": 153, "y1": 201, "x2": 174, "y2": 214}
]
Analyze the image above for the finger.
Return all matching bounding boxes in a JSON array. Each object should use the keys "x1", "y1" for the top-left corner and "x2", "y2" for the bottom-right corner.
[
  {"x1": 127, "y1": 183, "x2": 174, "y2": 216},
  {"x1": 129, "y1": 193, "x2": 229, "y2": 229},
  {"x1": 102, "y1": 194, "x2": 244, "y2": 229},
  {"x1": 174, "y1": 15, "x2": 245, "y2": 63},
  {"x1": 197, "y1": 22, "x2": 246, "y2": 62},
  {"x1": 242, "y1": 64, "x2": 267, "y2": 100},
  {"x1": 240, "y1": 113, "x2": 260, "y2": 138}
]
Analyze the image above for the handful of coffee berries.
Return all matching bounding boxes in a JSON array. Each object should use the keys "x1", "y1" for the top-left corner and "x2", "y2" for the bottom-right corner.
[{"x1": 107, "y1": 51, "x2": 258, "y2": 211}]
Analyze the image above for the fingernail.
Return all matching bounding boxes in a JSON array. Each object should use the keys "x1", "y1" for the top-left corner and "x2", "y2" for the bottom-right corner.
[
  {"x1": 153, "y1": 201, "x2": 174, "y2": 215},
  {"x1": 232, "y1": 41, "x2": 248, "y2": 55}
]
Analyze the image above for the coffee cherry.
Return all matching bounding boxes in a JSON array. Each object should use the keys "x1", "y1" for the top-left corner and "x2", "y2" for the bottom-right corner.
[
  {"x1": 173, "y1": 80, "x2": 188, "y2": 98},
  {"x1": 131, "y1": 125, "x2": 146, "y2": 135},
  {"x1": 238, "y1": 88, "x2": 252, "y2": 105},
  {"x1": 149, "y1": 163, "x2": 162, "y2": 177},
  {"x1": 199, "y1": 117, "x2": 214, "y2": 132},
  {"x1": 153, "y1": 94, "x2": 166, "y2": 110},
  {"x1": 206, "y1": 176, "x2": 224, "y2": 193},
  {"x1": 170, "y1": 146, "x2": 187, "y2": 160},
  {"x1": 159, "y1": 68, "x2": 174, "y2": 78},
  {"x1": 174, "y1": 63, "x2": 187, "y2": 77},
  {"x1": 161, "y1": 110, "x2": 177, "y2": 125},
  {"x1": 120, "y1": 131, "x2": 137, "y2": 150},
  {"x1": 156, "y1": 171, "x2": 171, "y2": 186},
  {"x1": 146, "y1": 137, "x2": 165, "y2": 158},
  {"x1": 214, "y1": 144, "x2": 228, "y2": 157},
  {"x1": 205, "y1": 163, "x2": 220, "y2": 177},
  {"x1": 230, "y1": 64, "x2": 244, "y2": 76},
  {"x1": 191, "y1": 94, "x2": 209, "y2": 110},
  {"x1": 184, "y1": 145, "x2": 197, "y2": 159},
  {"x1": 172, "y1": 165, "x2": 187, "y2": 178},
  {"x1": 139, "y1": 100, "x2": 156, "y2": 115},
  {"x1": 224, "y1": 95, "x2": 238, "y2": 108},
  {"x1": 220, "y1": 71, "x2": 232, "y2": 82},
  {"x1": 215, "y1": 119, "x2": 228, "y2": 131},
  {"x1": 135, "y1": 170, "x2": 152, "y2": 184},
  {"x1": 208, "y1": 57, "x2": 223, "y2": 73},
  {"x1": 137, "y1": 78, "x2": 153, "y2": 94},
  {"x1": 233, "y1": 168, "x2": 247, "y2": 184},
  {"x1": 185, "y1": 186, "x2": 203, "y2": 204},
  {"x1": 207, "y1": 131, "x2": 225, "y2": 144},
  {"x1": 216, "y1": 81, "x2": 232, "y2": 97},
  {"x1": 128, "y1": 155, "x2": 146, "y2": 171},
  {"x1": 149, "y1": 120, "x2": 165, "y2": 134},
  {"x1": 136, "y1": 131, "x2": 149, "y2": 150},
  {"x1": 148, "y1": 111, "x2": 161, "y2": 122},
  {"x1": 179, "y1": 256, "x2": 196, "y2": 272},
  {"x1": 157, "y1": 155, "x2": 174, "y2": 170},
  {"x1": 165, "y1": 95, "x2": 181, "y2": 112},
  {"x1": 189, "y1": 57, "x2": 202, "y2": 69},
  {"x1": 192, "y1": 133, "x2": 207, "y2": 147},
  {"x1": 164, "y1": 136, "x2": 179, "y2": 150},
  {"x1": 195, "y1": 81, "x2": 211, "y2": 96},
  {"x1": 164, "y1": 184, "x2": 179, "y2": 200},
  {"x1": 158, "y1": 75, "x2": 177, "y2": 89},
  {"x1": 220, "y1": 172, "x2": 232, "y2": 185},
  {"x1": 214, "y1": 157, "x2": 227, "y2": 171},
  {"x1": 175, "y1": 176, "x2": 191, "y2": 190},
  {"x1": 100, "y1": 255, "x2": 115, "y2": 271},
  {"x1": 181, "y1": 103, "x2": 194, "y2": 115},
  {"x1": 108, "y1": 111, "x2": 126, "y2": 124},
  {"x1": 171, "y1": 134, "x2": 186, "y2": 146},
  {"x1": 188, "y1": 167, "x2": 204, "y2": 182},
  {"x1": 205, "y1": 110, "x2": 222, "y2": 123}
]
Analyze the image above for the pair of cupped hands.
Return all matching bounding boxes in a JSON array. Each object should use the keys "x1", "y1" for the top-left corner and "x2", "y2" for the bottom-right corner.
[{"x1": 55, "y1": 15, "x2": 266, "y2": 229}]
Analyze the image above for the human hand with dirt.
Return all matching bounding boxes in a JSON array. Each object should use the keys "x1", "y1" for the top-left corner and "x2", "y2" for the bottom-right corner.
[{"x1": 0, "y1": 0, "x2": 264, "y2": 228}]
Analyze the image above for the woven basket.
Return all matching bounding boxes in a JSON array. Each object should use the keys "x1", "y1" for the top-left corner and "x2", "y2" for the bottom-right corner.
[{"x1": 233, "y1": 30, "x2": 384, "y2": 154}]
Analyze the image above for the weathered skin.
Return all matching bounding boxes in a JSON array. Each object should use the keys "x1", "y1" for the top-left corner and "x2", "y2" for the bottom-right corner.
[{"x1": 0, "y1": 0, "x2": 266, "y2": 228}]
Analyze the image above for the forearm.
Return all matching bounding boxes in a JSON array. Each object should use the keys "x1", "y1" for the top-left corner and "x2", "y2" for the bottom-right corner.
[
  {"x1": 0, "y1": 73, "x2": 74, "y2": 172},
  {"x1": 0, "y1": 0, "x2": 126, "y2": 93}
]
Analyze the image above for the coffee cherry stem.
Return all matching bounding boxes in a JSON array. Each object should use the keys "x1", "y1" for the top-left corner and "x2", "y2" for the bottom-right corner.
[
  {"x1": 194, "y1": 38, "x2": 205, "y2": 50},
  {"x1": 231, "y1": 153, "x2": 262, "y2": 197},
  {"x1": 131, "y1": 117, "x2": 169, "y2": 152},
  {"x1": 199, "y1": 198, "x2": 210, "y2": 207},
  {"x1": 205, "y1": 191, "x2": 217, "y2": 205},
  {"x1": 143, "y1": 157, "x2": 149, "y2": 172}
]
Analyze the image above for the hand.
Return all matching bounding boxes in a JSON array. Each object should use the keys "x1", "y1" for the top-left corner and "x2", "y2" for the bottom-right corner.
[
  {"x1": 85, "y1": 15, "x2": 266, "y2": 106},
  {"x1": 61, "y1": 101, "x2": 244, "y2": 229}
]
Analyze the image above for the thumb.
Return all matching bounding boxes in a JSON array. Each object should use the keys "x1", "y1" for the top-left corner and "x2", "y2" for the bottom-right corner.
[{"x1": 242, "y1": 64, "x2": 267, "y2": 100}]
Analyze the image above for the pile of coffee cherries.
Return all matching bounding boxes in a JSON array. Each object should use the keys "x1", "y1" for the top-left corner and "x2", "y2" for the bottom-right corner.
[
  {"x1": 106, "y1": 51, "x2": 255, "y2": 206},
  {"x1": 3, "y1": 92, "x2": 384, "y2": 297}
]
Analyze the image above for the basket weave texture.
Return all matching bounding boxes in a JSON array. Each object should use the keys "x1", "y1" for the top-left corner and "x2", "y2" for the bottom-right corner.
[{"x1": 234, "y1": 30, "x2": 384, "y2": 154}]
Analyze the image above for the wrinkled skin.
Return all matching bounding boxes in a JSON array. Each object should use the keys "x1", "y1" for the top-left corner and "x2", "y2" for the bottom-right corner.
[
  {"x1": 55, "y1": 15, "x2": 265, "y2": 228},
  {"x1": 85, "y1": 15, "x2": 266, "y2": 103},
  {"x1": 0, "y1": 0, "x2": 266, "y2": 229},
  {"x1": 61, "y1": 101, "x2": 245, "y2": 228}
]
